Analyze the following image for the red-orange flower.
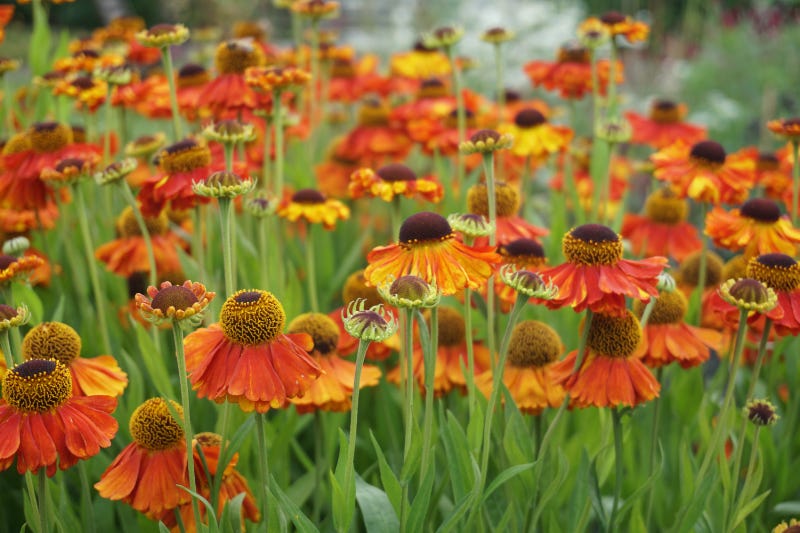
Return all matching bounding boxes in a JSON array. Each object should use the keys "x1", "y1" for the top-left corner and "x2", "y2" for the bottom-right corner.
[
  {"x1": 705, "y1": 198, "x2": 800, "y2": 259},
  {"x1": 625, "y1": 99, "x2": 706, "y2": 150},
  {"x1": 22, "y1": 321, "x2": 128, "y2": 397},
  {"x1": 365, "y1": 212, "x2": 501, "y2": 295},
  {"x1": 523, "y1": 43, "x2": 622, "y2": 100},
  {"x1": 747, "y1": 253, "x2": 800, "y2": 336},
  {"x1": 651, "y1": 139, "x2": 755, "y2": 205},
  {"x1": 0, "y1": 253, "x2": 44, "y2": 286},
  {"x1": 493, "y1": 238, "x2": 547, "y2": 312},
  {"x1": 331, "y1": 98, "x2": 412, "y2": 167},
  {"x1": 94, "y1": 398, "x2": 188, "y2": 517},
  {"x1": 551, "y1": 311, "x2": 660, "y2": 408},
  {"x1": 466, "y1": 181, "x2": 548, "y2": 246},
  {"x1": 539, "y1": 224, "x2": 667, "y2": 316},
  {"x1": 767, "y1": 117, "x2": 800, "y2": 141},
  {"x1": 349, "y1": 163, "x2": 443, "y2": 203},
  {"x1": 621, "y1": 187, "x2": 702, "y2": 261},
  {"x1": 184, "y1": 290, "x2": 323, "y2": 413},
  {"x1": 748, "y1": 149, "x2": 791, "y2": 201},
  {"x1": 198, "y1": 40, "x2": 266, "y2": 119},
  {"x1": 588, "y1": 12, "x2": 650, "y2": 43},
  {"x1": 0, "y1": 359, "x2": 117, "y2": 476},
  {"x1": 634, "y1": 290, "x2": 722, "y2": 368}
]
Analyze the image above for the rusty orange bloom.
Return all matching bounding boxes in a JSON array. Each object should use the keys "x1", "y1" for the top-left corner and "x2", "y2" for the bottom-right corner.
[
  {"x1": 0, "y1": 253, "x2": 45, "y2": 286},
  {"x1": 199, "y1": 40, "x2": 266, "y2": 119},
  {"x1": 551, "y1": 311, "x2": 660, "y2": 408},
  {"x1": 348, "y1": 163, "x2": 443, "y2": 203},
  {"x1": 523, "y1": 43, "x2": 622, "y2": 100},
  {"x1": 767, "y1": 117, "x2": 800, "y2": 141},
  {"x1": 184, "y1": 290, "x2": 323, "y2": 412},
  {"x1": 53, "y1": 75, "x2": 108, "y2": 113},
  {"x1": 747, "y1": 149, "x2": 792, "y2": 200},
  {"x1": 22, "y1": 321, "x2": 128, "y2": 397},
  {"x1": 493, "y1": 238, "x2": 547, "y2": 312},
  {"x1": 539, "y1": 224, "x2": 667, "y2": 316},
  {"x1": 705, "y1": 198, "x2": 800, "y2": 259},
  {"x1": 331, "y1": 98, "x2": 412, "y2": 167},
  {"x1": 244, "y1": 65, "x2": 311, "y2": 93},
  {"x1": 476, "y1": 320, "x2": 565, "y2": 414},
  {"x1": 287, "y1": 312, "x2": 381, "y2": 412},
  {"x1": 0, "y1": 359, "x2": 118, "y2": 476},
  {"x1": 95, "y1": 398, "x2": 189, "y2": 518},
  {"x1": 621, "y1": 187, "x2": 703, "y2": 261},
  {"x1": 625, "y1": 99, "x2": 706, "y2": 150},
  {"x1": 277, "y1": 188, "x2": 350, "y2": 230},
  {"x1": 587, "y1": 11, "x2": 650, "y2": 43},
  {"x1": 747, "y1": 253, "x2": 800, "y2": 337},
  {"x1": 634, "y1": 290, "x2": 722, "y2": 369},
  {"x1": 651, "y1": 139, "x2": 755, "y2": 205},
  {"x1": 365, "y1": 212, "x2": 501, "y2": 295}
]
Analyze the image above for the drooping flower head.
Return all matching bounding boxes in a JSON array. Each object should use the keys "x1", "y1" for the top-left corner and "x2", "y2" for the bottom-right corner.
[
  {"x1": 364, "y1": 211, "x2": 500, "y2": 295},
  {"x1": 134, "y1": 280, "x2": 214, "y2": 327},
  {"x1": 184, "y1": 290, "x2": 322, "y2": 412},
  {"x1": 0, "y1": 359, "x2": 118, "y2": 476},
  {"x1": 705, "y1": 198, "x2": 800, "y2": 259}
]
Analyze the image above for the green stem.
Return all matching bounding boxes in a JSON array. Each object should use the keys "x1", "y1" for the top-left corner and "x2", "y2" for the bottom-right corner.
[
  {"x1": 305, "y1": 225, "x2": 319, "y2": 312},
  {"x1": 464, "y1": 286, "x2": 477, "y2": 418},
  {"x1": 606, "y1": 41, "x2": 619, "y2": 119},
  {"x1": 590, "y1": 49, "x2": 600, "y2": 128},
  {"x1": 74, "y1": 184, "x2": 112, "y2": 354},
  {"x1": 272, "y1": 89, "x2": 285, "y2": 198},
  {"x1": 401, "y1": 309, "x2": 415, "y2": 461},
  {"x1": 258, "y1": 219, "x2": 270, "y2": 290},
  {"x1": 0, "y1": 330, "x2": 13, "y2": 368},
  {"x1": 600, "y1": 140, "x2": 616, "y2": 226},
  {"x1": 223, "y1": 143, "x2": 234, "y2": 174},
  {"x1": 446, "y1": 45, "x2": 466, "y2": 188},
  {"x1": 390, "y1": 197, "x2": 402, "y2": 242},
  {"x1": 312, "y1": 410, "x2": 324, "y2": 524},
  {"x1": 38, "y1": 469, "x2": 48, "y2": 533},
  {"x1": 211, "y1": 401, "x2": 232, "y2": 511},
  {"x1": 608, "y1": 408, "x2": 624, "y2": 533},
  {"x1": 308, "y1": 23, "x2": 320, "y2": 131},
  {"x1": 78, "y1": 462, "x2": 95, "y2": 533},
  {"x1": 3, "y1": 75, "x2": 13, "y2": 136},
  {"x1": 419, "y1": 306, "x2": 439, "y2": 483},
  {"x1": 342, "y1": 340, "x2": 371, "y2": 518},
  {"x1": 728, "y1": 426, "x2": 761, "y2": 532},
  {"x1": 171, "y1": 322, "x2": 202, "y2": 531},
  {"x1": 792, "y1": 140, "x2": 800, "y2": 226},
  {"x1": 644, "y1": 367, "x2": 664, "y2": 529},
  {"x1": 103, "y1": 86, "x2": 113, "y2": 165},
  {"x1": 493, "y1": 44, "x2": 505, "y2": 115},
  {"x1": 192, "y1": 206, "x2": 207, "y2": 295},
  {"x1": 120, "y1": 181, "x2": 158, "y2": 288},
  {"x1": 219, "y1": 198, "x2": 236, "y2": 296},
  {"x1": 255, "y1": 413, "x2": 271, "y2": 531},
  {"x1": 483, "y1": 153, "x2": 498, "y2": 372},
  {"x1": 260, "y1": 116, "x2": 273, "y2": 193},
  {"x1": 161, "y1": 47, "x2": 183, "y2": 142},
  {"x1": 691, "y1": 202, "x2": 709, "y2": 327},
  {"x1": 639, "y1": 295, "x2": 658, "y2": 329}
]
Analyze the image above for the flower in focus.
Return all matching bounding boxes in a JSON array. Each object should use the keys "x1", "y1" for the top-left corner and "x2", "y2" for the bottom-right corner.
[
  {"x1": 633, "y1": 289, "x2": 722, "y2": 369},
  {"x1": 94, "y1": 398, "x2": 188, "y2": 517},
  {"x1": 625, "y1": 99, "x2": 706, "y2": 150},
  {"x1": 349, "y1": 163, "x2": 443, "y2": 203},
  {"x1": 466, "y1": 181, "x2": 548, "y2": 246},
  {"x1": 773, "y1": 518, "x2": 800, "y2": 533},
  {"x1": 277, "y1": 188, "x2": 350, "y2": 230},
  {"x1": 135, "y1": 280, "x2": 214, "y2": 328},
  {"x1": 0, "y1": 359, "x2": 117, "y2": 475},
  {"x1": 523, "y1": 43, "x2": 622, "y2": 100},
  {"x1": 184, "y1": 290, "x2": 322, "y2": 412},
  {"x1": 651, "y1": 139, "x2": 755, "y2": 205},
  {"x1": 551, "y1": 311, "x2": 660, "y2": 408},
  {"x1": 621, "y1": 187, "x2": 703, "y2": 261},
  {"x1": 746, "y1": 253, "x2": 800, "y2": 336},
  {"x1": 365, "y1": 211, "x2": 500, "y2": 295},
  {"x1": 22, "y1": 321, "x2": 128, "y2": 397},
  {"x1": 476, "y1": 320, "x2": 565, "y2": 413},
  {"x1": 341, "y1": 299, "x2": 399, "y2": 343},
  {"x1": 539, "y1": 224, "x2": 667, "y2": 316},
  {"x1": 287, "y1": 312, "x2": 382, "y2": 413},
  {"x1": 704, "y1": 198, "x2": 800, "y2": 259},
  {"x1": 719, "y1": 278, "x2": 779, "y2": 315},
  {"x1": 192, "y1": 170, "x2": 256, "y2": 199},
  {"x1": 378, "y1": 274, "x2": 441, "y2": 310}
]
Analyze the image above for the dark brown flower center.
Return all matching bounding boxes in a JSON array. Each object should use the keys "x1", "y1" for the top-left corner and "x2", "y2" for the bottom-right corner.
[
  {"x1": 389, "y1": 275, "x2": 430, "y2": 301},
  {"x1": 292, "y1": 189, "x2": 326, "y2": 204},
  {"x1": 756, "y1": 152, "x2": 779, "y2": 171},
  {"x1": 55, "y1": 157, "x2": 85, "y2": 173},
  {"x1": 563, "y1": 224, "x2": 622, "y2": 265},
  {"x1": 399, "y1": 212, "x2": 452, "y2": 244},
  {"x1": 165, "y1": 138, "x2": 198, "y2": 155},
  {"x1": 514, "y1": 108, "x2": 546, "y2": 128},
  {"x1": 0, "y1": 304, "x2": 18, "y2": 320},
  {"x1": 151, "y1": 285, "x2": 199, "y2": 313},
  {"x1": 740, "y1": 198, "x2": 781, "y2": 223},
  {"x1": 377, "y1": 163, "x2": 416, "y2": 182},
  {"x1": 690, "y1": 140, "x2": 726, "y2": 165},
  {"x1": 0, "y1": 254, "x2": 17, "y2": 270},
  {"x1": 234, "y1": 290, "x2": 262, "y2": 304},
  {"x1": 470, "y1": 129, "x2": 502, "y2": 144},
  {"x1": 501, "y1": 238, "x2": 544, "y2": 258},
  {"x1": 600, "y1": 11, "x2": 626, "y2": 24},
  {"x1": 728, "y1": 278, "x2": 771, "y2": 305},
  {"x1": 571, "y1": 223, "x2": 619, "y2": 243},
  {"x1": 756, "y1": 253, "x2": 796, "y2": 269}
]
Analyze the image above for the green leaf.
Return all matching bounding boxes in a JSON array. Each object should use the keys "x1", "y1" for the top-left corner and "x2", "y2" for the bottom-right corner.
[
  {"x1": 130, "y1": 319, "x2": 175, "y2": 398},
  {"x1": 12, "y1": 283, "x2": 43, "y2": 324},
  {"x1": 436, "y1": 459, "x2": 481, "y2": 533},
  {"x1": 219, "y1": 493, "x2": 246, "y2": 533},
  {"x1": 407, "y1": 461, "x2": 436, "y2": 533},
  {"x1": 212, "y1": 416, "x2": 255, "y2": 506},
  {"x1": 587, "y1": 450, "x2": 607, "y2": 528},
  {"x1": 438, "y1": 409, "x2": 475, "y2": 503},
  {"x1": 158, "y1": 523, "x2": 171, "y2": 533},
  {"x1": 355, "y1": 475, "x2": 400, "y2": 533},
  {"x1": 176, "y1": 485, "x2": 219, "y2": 533},
  {"x1": 329, "y1": 470, "x2": 348, "y2": 533},
  {"x1": 285, "y1": 471, "x2": 317, "y2": 510},
  {"x1": 400, "y1": 420, "x2": 422, "y2": 483},
  {"x1": 48, "y1": 294, "x2": 65, "y2": 323},
  {"x1": 614, "y1": 443, "x2": 664, "y2": 524},
  {"x1": 774, "y1": 501, "x2": 800, "y2": 515},
  {"x1": 370, "y1": 431, "x2": 402, "y2": 516},
  {"x1": 268, "y1": 475, "x2": 319, "y2": 533},
  {"x1": 29, "y1": 0, "x2": 52, "y2": 76},
  {"x1": 733, "y1": 490, "x2": 771, "y2": 530},
  {"x1": 482, "y1": 462, "x2": 536, "y2": 503}
]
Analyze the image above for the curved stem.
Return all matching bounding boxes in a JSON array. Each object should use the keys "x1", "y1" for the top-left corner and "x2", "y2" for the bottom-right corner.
[
  {"x1": 74, "y1": 184, "x2": 112, "y2": 354},
  {"x1": 691, "y1": 202, "x2": 709, "y2": 326},
  {"x1": 419, "y1": 306, "x2": 439, "y2": 483},
  {"x1": 171, "y1": 322, "x2": 202, "y2": 531},
  {"x1": 608, "y1": 408, "x2": 624, "y2": 532},
  {"x1": 161, "y1": 47, "x2": 183, "y2": 142},
  {"x1": 483, "y1": 154, "x2": 498, "y2": 372},
  {"x1": 120, "y1": 181, "x2": 158, "y2": 288}
]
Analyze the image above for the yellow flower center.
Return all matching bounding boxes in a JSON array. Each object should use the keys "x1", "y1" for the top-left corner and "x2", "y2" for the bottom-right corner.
[
  {"x1": 22, "y1": 322, "x2": 82, "y2": 365},
  {"x1": 562, "y1": 224, "x2": 622, "y2": 265},
  {"x1": 644, "y1": 188, "x2": 687, "y2": 224},
  {"x1": 117, "y1": 206, "x2": 169, "y2": 237},
  {"x1": 747, "y1": 253, "x2": 800, "y2": 292},
  {"x1": 466, "y1": 182, "x2": 520, "y2": 218},
  {"x1": 159, "y1": 139, "x2": 212, "y2": 174},
  {"x1": 215, "y1": 40, "x2": 265, "y2": 75},
  {"x1": 434, "y1": 306, "x2": 465, "y2": 347},
  {"x1": 220, "y1": 290, "x2": 286, "y2": 345},
  {"x1": 586, "y1": 311, "x2": 641, "y2": 358},
  {"x1": 343, "y1": 270, "x2": 382, "y2": 308},
  {"x1": 287, "y1": 312, "x2": 340, "y2": 355},
  {"x1": 2, "y1": 359, "x2": 72, "y2": 413},
  {"x1": 507, "y1": 320, "x2": 562, "y2": 367},
  {"x1": 357, "y1": 99, "x2": 390, "y2": 126},
  {"x1": 633, "y1": 290, "x2": 686, "y2": 325},
  {"x1": 678, "y1": 250, "x2": 724, "y2": 287},
  {"x1": 129, "y1": 398, "x2": 184, "y2": 451},
  {"x1": 2, "y1": 132, "x2": 32, "y2": 156},
  {"x1": 30, "y1": 122, "x2": 73, "y2": 153}
]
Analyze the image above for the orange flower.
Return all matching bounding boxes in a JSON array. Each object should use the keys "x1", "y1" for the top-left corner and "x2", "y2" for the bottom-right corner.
[
  {"x1": 134, "y1": 279, "x2": 214, "y2": 327},
  {"x1": 95, "y1": 206, "x2": 186, "y2": 278},
  {"x1": 704, "y1": 198, "x2": 800, "y2": 258},
  {"x1": 551, "y1": 311, "x2": 660, "y2": 408},
  {"x1": 183, "y1": 290, "x2": 323, "y2": 413},
  {"x1": 94, "y1": 398, "x2": 188, "y2": 517},
  {"x1": 625, "y1": 99, "x2": 706, "y2": 150},
  {"x1": 53, "y1": 75, "x2": 108, "y2": 113},
  {"x1": 365, "y1": 212, "x2": 500, "y2": 295},
  {"x1": 348, "y1": 163, "x2": 443, "y2": 203},
  {"x1": 651, "y1": 139, "x2": 755, "y2": 205},
  {"x1": 22, "y1": 321, "x2": 128, "y2": 397},
  {"x1": 327, "y1": 55, "x2": 389, "y2": 103},
  {"x1": 466, "y1": 181, "x2": 548, "y2": 246},
  {"x1": 539, "y1": 224, "x2": 667, "y2": 316},
  {"x1": 0, "y1": 253, "x2": 44, "y2": 286},
  {"x1": 287, "y1": 312, "x2": 381, "y2": 412},
  {"x1": 388, "y1": 306, "x2": 491, "y2": 396},
  {"x1": 476, "y1": 320, "x2": 565, "y2": 414},
  {"x1": 749, "y1": 149, "x2": 791, "y2": 200},
  {"x1": 0, "y1": 5, "x2": 13, "y2": 44},
  {"x1": 198, "y1": 40, "x2": 266, "y2": 119},
  {"x1": 389, "y1": 42, "x2": 451, "y2": 94},
  {"x1": 767, "y1": 117, "x2": 800, "y2": 141},
  {"x1": 176, "y1": 64, "x2": 211, "y2": 122},
  {"x1": 498, "y1": 108, "x2": 572, "y2": 160},
  {"x1": 0, "y1": 359, "x2": 117, "y2": 476},
  {"x1": 493, "y1": 238, "x2": 547, "y2": 312},
  {"x1": 331, "y1": 98, "x2": 412, "y2": 167},
  {"x1": 620, "y1": 188, "x2": 702, "y2": 261},
  {"x1": 523, "y1": 43, "x2": 622, "y2": 100},
  {"x1": 747, "y1": 253, "x2": 800, "y2": 336},
  {"x1": 277, "y1": 188, "x2": 350, "y2": 230},
  {"x1": 634, "y1": 290, "x2": 722, "y2": 368},
  {"x1": 244, "y1": 65, "x2": 311, "y2": 93},
  {"x1": 589, "y1": 12, "x2": 650, "y2": 43}
]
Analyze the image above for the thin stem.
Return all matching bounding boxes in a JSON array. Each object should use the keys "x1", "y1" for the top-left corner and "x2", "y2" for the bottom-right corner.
[
  {"x1": 483, "y1": 153, "x2": 498, "y2": 371},
  {"x1": 493, "y1": 43, "x2": 505, "y2": 114},
  {"x1": 74, "y1": 183, "x2": 112, "y2": 354},
  {"x1": 390, "y1": 198, "x2": 401, "y2": 242},
  {"x1": 120, "y1": 181, "x2": 158, "y2": 288},
  {"x1": 38, "y1": 469, "x2": 49, "y2": 533},
  {"x1": 691, "y1": 202, "x2": 709, "y2": 326},
  {"x1": 729, "y1": 426, "x2": 761, "y2": 532},
  {"x1": 255, "y1": 413, "x2": 271, "y2": 531},
  {"x1": 401, "y1": 309, "x2": 415, "y2": 461},
  {"x1": 219, "y1": 198, "x2": 236, "y2": 296},
  {"x1": 258, "y1": 219, "x2": 270, "y2": 290},
  {"x1": 171, "y1": 322, "x2": 202, "y2": 531},
  {"x1": 260, "y1": 117, "x2": 273, "y2": 193},
  {"x1": 161, "y1": 47, "x2": 183, "y2": 142},
  {"x1": 464, "y1": 286, "x2": 477, "y2": 417},
  {"x1": 223, "y1": 144, "x2": 234, "y2": 173},
  {"x1": 639, "y1": 295, "x2": 658, "y2": 329},
  {"x1": 600, "y1": 140, "x2": 616, "y2": 226},
  {"x1": 446, "y1": 45, "x2": 466, "y2": 188},
  {"x1": 78, "y1": 462, "x2": 96, "y2": 533},
  {"x1": 606, "y1": 41, "x2": 619, "y2": 119},
  {"x1": 308, "y1": 23, "x2": 320, "y2": 131},
  {"x1": 342, "y1": 340, "x2": 371, "y2": 516},
  {"x1": 192, "y1": 206, "x2": 207, "y2": 294},
  {"x1": 608, "y1": 408, "x2": 624, "y2": 532},
  {"x1": 305, "y1": 225, "x2": 319, "y2": 312},
  {"x1": 793, "y1": 140, "x2": 800, "y2": 226},
  {"x1": 1, "y1": 330, "x2": 13, "y2": 368},
  {"x1": 211, "y1": 402, "x2": 232, "y2": 510},
  {"x1": 644, "y1": 367, "x2": 664, "y2": 529},
  {"x1": 103, "y1": 86, "x2": 113, "y2": 165},
  {"x1": 312, "y1": 410, "x2": 324, "y2": 523},
  {"x1": 419, "y1": 306, "x2": 439, "y2": 483},
  {"x1": 272, "y1": 89, "x2": 285, "y2": 198}
]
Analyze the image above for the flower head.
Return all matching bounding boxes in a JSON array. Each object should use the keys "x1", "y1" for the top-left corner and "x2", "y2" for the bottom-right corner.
[
  {"x1": 481, "y1": 27, "x2": 515, "y2": 44},
  {"x1": 135, "y1": 23, "x2": 190, "y2": 48},
  {"x1": 193, "y1": 170, "x2": 256, "y2": 199},
  {"x1": 767, "y1": 117, "x2": 800, "y2": 141},
  {"x1": 245, "y1": 65, "x2": 311, "y2": 92},
  {"x1": 459, "y1": 129, "x2": 514, "y2": 154},
  {"x1": 745, "y1": 398, "x2": 778, "y2": 426},
  {"x1": 499, "y1": 265, "x2": 557, "y2": 299},
  {"x1": 95, "y1": 157, "x2": 137, "y2": 186},
  {"x1": 135, "y1": 280, "x2": 214, "y2": 327},
  {"x1": 719, "y1": 278, "x2": 778, "y2": 313},
  {"x1": 378, "y1": 275, "x2": 440, "y2": 309},
  {"x1": 0, "y1": 304, "x2": 30, "y2": 331},
  {"x1": 704, "y1": 198, "x2": 800, "y2": 259},
  {"x1": 202, "y1": 120, "x2": 256, "y2": 146},
  {"x1": 423, "y1": 26, "x2": 464, "y2": 49},
  {"x1": 277, "y1": 188, "x2": 350, "y2": 230},
  {"x1": 245, "y1": 193, "x2": 277, "y2": 218},
  {"x1": 342, "y1": 299, "x2": 398, "y2": 342},
  {"x1": 41, "y1": 155, "x2": 100, "y2": 186},
  {"x1": 0, "y1": 254, "x2": 45, "y2": 286},
  {"x1": 447, "y1": 213, "x2": 493, "y2": 239},
  {"x1": 348, "y1": 164, "x2": 443, "y2": 203}
]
